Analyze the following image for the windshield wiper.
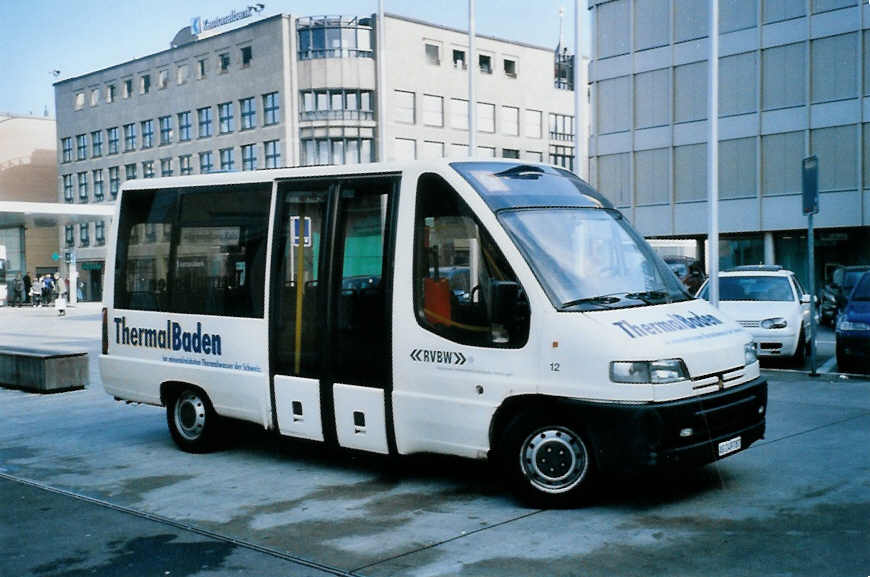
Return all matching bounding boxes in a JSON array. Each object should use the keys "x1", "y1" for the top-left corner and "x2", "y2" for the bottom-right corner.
[
  {"x1": 624, "y1": 290, "x2": 671, "y2": 304},
  {"x1": 558, "y1": 294, "x2": 623, "y2": 310}
]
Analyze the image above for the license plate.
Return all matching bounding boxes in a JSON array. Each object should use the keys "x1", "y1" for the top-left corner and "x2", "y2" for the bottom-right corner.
[{"x1": 718, "y1": 436, "x2": 742, "y2": 457}]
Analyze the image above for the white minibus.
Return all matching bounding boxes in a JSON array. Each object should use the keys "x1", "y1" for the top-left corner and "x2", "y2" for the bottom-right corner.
[{"x1": 101, "y1": 160, "x2": 767, "y2": 506}]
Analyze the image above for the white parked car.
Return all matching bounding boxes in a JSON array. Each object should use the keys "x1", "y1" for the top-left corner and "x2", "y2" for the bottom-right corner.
[{"x1": 696, "y1": 266, "x2": 812, "y2": 361}]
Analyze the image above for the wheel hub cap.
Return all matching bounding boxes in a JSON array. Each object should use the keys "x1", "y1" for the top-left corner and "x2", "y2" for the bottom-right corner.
[
  {"x1": 521, "y1": 427, "x2": 588, "y2": 494},
  {"x1": 175, "y1": 392, "x2": 206, "y2": 441}
]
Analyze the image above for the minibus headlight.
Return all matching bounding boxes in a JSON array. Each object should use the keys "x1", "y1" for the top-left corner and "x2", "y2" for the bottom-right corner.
[
  {"x1": 610, "y1": 359, "x2": 687, "y2": 384},
  {"x1": 744, "y1": 341, "x2": 758, "y2": 366},
  {"x1": 760, "y1": 317, "x2": 787, "y2": 329}
]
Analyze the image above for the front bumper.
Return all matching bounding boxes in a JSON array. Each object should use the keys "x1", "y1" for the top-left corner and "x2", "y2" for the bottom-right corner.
[
  {"x1": 747, "y1": 329, "x2": 800, "y2": 357},
  {"x1": 836, "y1": 332, "x2": 870, "y2": 361},
  {"x1": 567, "y1": 377, "x2": 767, "y2": 473}
]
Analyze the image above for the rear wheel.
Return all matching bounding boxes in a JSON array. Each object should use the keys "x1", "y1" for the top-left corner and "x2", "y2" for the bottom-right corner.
[
  {"x1": 166, "y1": 387, "x2": 220, "y2": 453},
  {"x1": 793, "y1": 329, "x2": 807, "y2": 365},
  {"x1": 500, "y1": 413, "x2": 593, "y2": 507}
]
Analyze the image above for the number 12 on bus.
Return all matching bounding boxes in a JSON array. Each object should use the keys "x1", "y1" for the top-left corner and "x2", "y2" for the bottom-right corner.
[{"x1": 101, "y1": 160, "x2": 767, "y2": 506}]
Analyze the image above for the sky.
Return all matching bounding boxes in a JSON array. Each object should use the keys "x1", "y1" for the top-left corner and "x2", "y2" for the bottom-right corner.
[{"x1": 0, "y1": 0, "x2": 589, "y2": 117}]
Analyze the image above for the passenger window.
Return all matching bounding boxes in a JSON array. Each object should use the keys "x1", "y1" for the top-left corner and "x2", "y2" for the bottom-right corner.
[
  {"x1": 116, "y1": 189, "x2": 176, "y2": 311},
  {"x1": 413, "y1": 173, "x2": 529, "y2": 348},
  {"x1": 172, "y1": 186, "x2": 270, "y2": 318}
]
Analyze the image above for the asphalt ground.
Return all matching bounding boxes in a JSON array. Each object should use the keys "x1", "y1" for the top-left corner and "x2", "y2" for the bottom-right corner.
[{"x1": 0, "y1": 303, "x2": 868, "y2": 576}]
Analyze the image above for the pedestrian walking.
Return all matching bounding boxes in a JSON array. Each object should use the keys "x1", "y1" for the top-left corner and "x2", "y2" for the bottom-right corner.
[
  {"x1": 55, "y1": 273, "x2": 67, "y2": 316},
  {"x1": 23, "y1": 272, "x2": 31, "y2": 304},
  {"x1": 30, "y1": 280, "x2": 41, "y2": 307},
  {"x1": 11, "y1": 273, "x2": 24, "y2": 307}
]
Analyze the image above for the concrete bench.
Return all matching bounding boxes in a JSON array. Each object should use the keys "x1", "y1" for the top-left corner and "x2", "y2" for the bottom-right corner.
[{"x1": 0, "y1": 347, "x2": 88, "y2": 393}]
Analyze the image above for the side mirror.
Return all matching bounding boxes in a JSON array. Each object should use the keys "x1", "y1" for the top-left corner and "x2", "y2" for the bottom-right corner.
[
  {"x1": 800, "y1": 294, "x2": 811, "y2": 304},
  {"x1": 489, "y1": 280, "x2": 530, "y2": 344}
]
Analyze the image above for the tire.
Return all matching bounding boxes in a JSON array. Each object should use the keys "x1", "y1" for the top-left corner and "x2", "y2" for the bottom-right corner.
[
  {"x1": 793, "y1": 329, "x2": 807, "y2": 365},
  {"x1": 166, "y1": 386, "x2": 220, "y2": 453},
  {"x1": 500, "y1": 412, "x2": 594, "y2": 507},
  {"x1": 836, "y1": 347, "x2": 850, "y2": 373}
]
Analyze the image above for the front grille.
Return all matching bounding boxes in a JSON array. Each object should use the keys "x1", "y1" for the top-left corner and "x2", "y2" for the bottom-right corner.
[
  {"x1": 738, "y1": 320, "x2": 760, "y2": 328},
  {"x1": 691, "y1": 365, "x2": 746, "y2": 391}
]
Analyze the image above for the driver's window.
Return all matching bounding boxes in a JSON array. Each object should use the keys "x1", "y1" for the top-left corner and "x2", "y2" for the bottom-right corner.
[{"x1": 413, "y1": 173, "x2": 529, "y2": 348}]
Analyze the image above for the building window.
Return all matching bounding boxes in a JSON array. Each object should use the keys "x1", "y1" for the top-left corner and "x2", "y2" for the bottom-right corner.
[
  {"x1": 761, "y1": 42, "x2": 807, "y2": 110},
  {"x1": 61, "y1": 137, "x2": 72, "y2": 163},
  {"x1": 240, "y1": 97, "x2": 256, "y2": 129},
  {"x1": 197, "y1": 58, "x2": 207, "y2": 79},
  {"x1": 525, "y1": 109, "x2": 542, "y2": 138},
  {"x1": 160, "y1": 158, "x2": 173, "y2": 177},
  {"x1": 452, "y1": 49, "x2": 466, "y2": 70},
  {"x1": 91, "y1": 130, "x2": 103, "y2": 157},
  {"x1": 812, "y1": 0, "x2": 854, "y2": 14},
  {"x1": 220, "y1": 148, "x2": 234, "y2": 171},
  {"x1": 450, "y1": 98, "x2": 469, "y2": 130},
  {"x1": 177, "y1": 63, "x2": 189, "y2": 85},
  {"x1": 477, "y1": 102, "x2": 495, "y2": 133},
  {"x1": 142, "y1": 161, "x2": 155, "y2": 179},
  {"x1": 77, "y1": 172, "x2": 88, "y2": 202},
  {"x1": 548, "y1": 113, "x2": 574, "y2": 140},
  {"x1": 597, "y1": 0, "x2": 630, "y2": 57},
  {"x1": 62, "y1": 174, "x2": 73, "y2": 202},
  {"x1": 90, "y1": 88, "x2": 99, "y2": 107},
  {"x1": 720, "y1": 0, "x2": 756, "y2": 33},
  {"x1": 674, "y1": 0, "x2": 708, "y2": 43},
  {"x1": 502, "y1": 106, "x2": 519, "y2": 136},
  {"x1": 635, "y1": 0, "x2": 669, "y2": 50},
  {"x1": 634, "y1": 69, "x2": 669, "y2": 128},
  {"x1": 299, "y1": 89, "x2": 373, "y2": 121},
  {"x1": 140, "y1": 74, "x2": 151, "y2": 94},
  {"x1": 598, "y1": 75, "x2": 631, "y2": 133},
  {"x1": 598, "y1": 153, "x2": 630, "y2": 205},
  {"x1": 241, "y1": 45, "x2": 252, "y2": 67},
  {"x1": 159, "y1": 116, "x2": 173, "y2": 145},
  {"x1": 502, "y1": 148, "x2": 520, "y2": 159},
  {"x1": 425, "y1": 42, "x2": 441, "y2": 65},
  {"x1": 219, "y1": 52, "x2": 230, "y2": 73},
  {"x1": 674, "y1": 143, "x2": 707, "y2": 202},
  {"x1": 141, "y1": 119, "x2": 154, "y2": 148},
  {"x1": 479, "y1": 54, "x2": 492, "y2": 74},
  {"x1": 93, "y1": 169, "x2": 104, "y2": 200},
  {"x1": 95, "y1": 221, "x2": 105, "y2": 245},
  {"x1": 122, "y1": 79, "x2": 132, "y2": 99},
  {"x1": 296, "y1": 16, "x2": 374, "y2": 59},
  {"x1": 179, "y1": 154, "x2": 192, "y2": 175},
  {"x1": 674, "y1": 61, "x2": 708, "y2": 123},
  {"x1": 720, "y1": 52, "x2": 757, "y2": 116},
  {"x1": 106, "y1": 127, "x2": 118, "y2": 155},
  {"x1": 719, "y1": 137, "x2": 757, "y2": 199},
  {"x1": 422, "y1": 94, "x2": 443, "y2": 127},
  {"x1": 106, "y1": 84, "x2": 116, "y2": 103},
  {"x1": 79, "y1": 223, "x2": 89, "y2": 247},
  {"x1": 109, "y1": 167, "x2": 120, "y2": 197},
  {"x1": 241, "y1": 144, "x2": 257, "y2": 171},
  {"x1": 635, "y1": 148, "x2": 669, "y2": 205},
  {"x1": 393, "y1": 138, "x2": 416, "y2": 161},
  {"x1": 301, "y1": 137, "x2": 373, "y2": 165},
  {"x1": 218, "y1": 102, "x2": 234, "y2": 133},
  {"x1": 177, "y1": 111, "x2": 191, "y2": 141},
  {"x1": 76, "y1": 134, "x2": 87, "y2": 160},
  {"x1": 74, "y1": 92, "x2": 85, "y2": 110},
  {"x1": 264, "y1": 140, "x2": 281, "y2": 168},
  {"x1": 197, "y1": 107, "x2": 212, "y2": 137},
  {"x1": 263, "y1": 92, "x2": 279, "y2": 125},
  {"x1": 503, "y1": 58, "x2": 517, "y2": 78},
  {"x1": 65, "y1": 225, "x2": 74, "y2": 247},
  {"x1": 394, "y1": 90, "x2": 415, "y2": 124},
  {"x1": 812, "y1": 125, "x2": 857, "y2": 192},
  {"x1": 763, "y1": 0, "x2": 805, "y2": 23},
  {"x1": 158, "y1": 69, "x2": 169, "y2": 89},
  {"x1": 124, "y1": 123, "x2": 136, "y2": 151},
  {"x1": 199, "y1": 151, "x2": 213, "y2": 173},
  {"x1": 812, "y1": 33, "x2": 857, "y2": 104},
  {"x1": 125, "y1": 163, "x2": 137, "y2": 180}
]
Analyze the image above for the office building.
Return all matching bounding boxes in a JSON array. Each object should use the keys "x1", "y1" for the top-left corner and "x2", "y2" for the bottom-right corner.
[
  {"x1": 588, "y1": 0, "x2": 870, "y2": 286},
  {"x1": 54, "y1": 10, "x2": 584, "y2": 300}
]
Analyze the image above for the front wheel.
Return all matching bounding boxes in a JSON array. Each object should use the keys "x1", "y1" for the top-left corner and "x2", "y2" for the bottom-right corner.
[
  {"x1": 500, "y1": 413, "x2": 594, "y2": 507},
  {"x1": 166, "y1": 387, "x2": 220, "y2": 453}
]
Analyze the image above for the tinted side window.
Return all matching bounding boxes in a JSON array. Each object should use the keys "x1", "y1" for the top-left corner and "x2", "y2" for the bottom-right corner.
[
  {"x1": 115, "y1": 189, "x2": 176, "y2": 311},
  {"x1": 413, "y1": 173, "x2": 529, "y2": 348},
  {"x1": 172, "y1": 186, "x2": 271, "y2": 317}
]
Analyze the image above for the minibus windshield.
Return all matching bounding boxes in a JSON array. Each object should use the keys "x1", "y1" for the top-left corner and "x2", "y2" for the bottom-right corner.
[{"x1": 499, "y1": 208, "x2": 689, "y2": 311}]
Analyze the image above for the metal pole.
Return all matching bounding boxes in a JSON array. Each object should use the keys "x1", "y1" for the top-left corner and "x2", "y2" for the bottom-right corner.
[
  {"x1": 376, "y1": 0, "x2": 387, "y2": 162},
  {"x1": 707, "y1": 0, "x2": 720, "y2": 307},
  {"x1": 468, "y1": 0, "x2": 476, "y2": 156},
  {"x1": 808, "y1": 213, "x2": 817, "y2": 375},
  {"x1": 573, "y1": 0, "x2": 583, "y2": 176}
]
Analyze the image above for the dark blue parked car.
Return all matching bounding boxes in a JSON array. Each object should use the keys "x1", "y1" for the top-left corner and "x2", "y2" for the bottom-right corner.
[{"x1": 836, "y1": 271, "x2": 870, "y2": 373}]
